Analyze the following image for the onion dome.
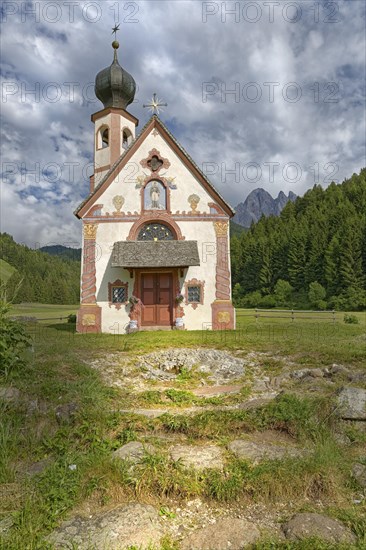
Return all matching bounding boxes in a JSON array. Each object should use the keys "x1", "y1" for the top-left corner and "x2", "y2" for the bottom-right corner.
[{"x1": 95, "y1": 41, "x2": 136, "y2": 110}]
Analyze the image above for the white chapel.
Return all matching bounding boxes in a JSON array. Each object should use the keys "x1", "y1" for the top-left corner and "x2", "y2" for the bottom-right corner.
[{"x1": 75, "y1": 35, "x2": 235, "y2": 333}]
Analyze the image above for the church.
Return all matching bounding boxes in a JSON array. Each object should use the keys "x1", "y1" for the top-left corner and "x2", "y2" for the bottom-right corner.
[{"x1": 75, "y1": 35, "x2": 235, "y2": 333}]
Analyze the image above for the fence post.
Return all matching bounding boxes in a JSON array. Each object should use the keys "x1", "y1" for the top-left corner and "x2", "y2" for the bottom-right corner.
[
  {"x1": 332, "y1": 309, "x2": 336, "y2": 323},
  {"x1": 291, "y1": 309, "x2": 294, "y2": 322},
  {"x1": 255, "y1": 308, "x2": 258, "y2": 323}
]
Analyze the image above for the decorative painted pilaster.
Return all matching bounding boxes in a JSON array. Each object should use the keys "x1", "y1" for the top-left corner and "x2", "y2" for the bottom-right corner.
[
  {"x1": 214, "y1": 222, "x2": 231, "y2": 300},
  {"x1": 76, "y1": 223, "x2": 102, "y2": 333},
  {"x1": 211, "y1": 221, "x2": 235, "y2": 330},
  {"x1": 81, "y1": 224, "x2": 98, "y2": 304}
]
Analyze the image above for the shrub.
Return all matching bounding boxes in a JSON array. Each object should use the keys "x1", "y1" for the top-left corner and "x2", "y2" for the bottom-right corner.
[
  {"x1": 344, "y1": 313, "x2": 359, "y2": 325},
  {"x1": 241, "y1": 291, "x2": 262, "y2": 308},
  {"x1": 0, "y1": 291, "x2": 32, "y2": 377},
  {"x1": 274, "y1": 279, "x2": 293, "y2": 307},
  {"x1": 67, "y1": 314, "x2": 77, "y2": 324},
  {"x1": 308, "y1": 282, "x2": 326, "y2": 306},
  {"x1": 258, "y1": 295, "x2": 276, "y2": 308}
]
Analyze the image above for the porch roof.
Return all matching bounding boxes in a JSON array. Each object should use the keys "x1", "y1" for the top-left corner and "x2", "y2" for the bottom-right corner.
[{"x1": 111, "y1": 240, "x2": 200, "y2": 268}]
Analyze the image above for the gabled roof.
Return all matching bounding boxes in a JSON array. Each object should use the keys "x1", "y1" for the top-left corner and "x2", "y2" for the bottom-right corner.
[{"x1": 74, "y1": 115, "x2": 235, "y2": 219}]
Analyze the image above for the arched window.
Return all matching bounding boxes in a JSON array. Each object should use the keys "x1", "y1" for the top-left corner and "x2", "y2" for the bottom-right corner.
[
  {"x1": 137, "y1": 223, "x2": 175, "y2": 241},
  {"x1": 144, "y1": 180, "x2": 166, "y2": 210},
  {"x1": 122, "y1": 128, "x2": 132, "y2": 150}
]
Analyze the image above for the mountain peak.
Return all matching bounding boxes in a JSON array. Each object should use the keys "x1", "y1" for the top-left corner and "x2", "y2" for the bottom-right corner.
[{"x1": 233, "y1": 188, "x2": 297, "y2": 227}]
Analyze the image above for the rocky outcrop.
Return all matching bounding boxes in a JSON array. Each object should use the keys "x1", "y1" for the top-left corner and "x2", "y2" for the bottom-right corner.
[
  {"x1": 283, "y1": 512, "x2": 356, "y2": 544},
  {"x1": 170, "y1": 444, "x2": 224, "y2": 471},
  {"x1": 138, "y1": 348, "x2": 245, "y2": 384},
  {"x1": 48, "y1": 503, "x2": 163, "y2": 549},
  {"x1": 337, "y1": 388, "x2": 366, "y2": 420},
  {"x1": 228, "y1": 439, "x2": 304, "y2": 464},
  {"x1": 112, "y1": 441, "x2": 155, "y2": 464}
]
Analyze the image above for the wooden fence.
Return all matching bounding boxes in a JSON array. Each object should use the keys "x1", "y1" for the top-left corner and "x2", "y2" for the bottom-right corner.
[{"x1": 254, "y1": 309, "x2": 337, "y2": 322}]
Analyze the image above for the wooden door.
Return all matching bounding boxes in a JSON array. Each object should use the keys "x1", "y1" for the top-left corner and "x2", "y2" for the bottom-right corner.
[{"x1": 141, "y1": 273, "x2": 173, "y2": 326}]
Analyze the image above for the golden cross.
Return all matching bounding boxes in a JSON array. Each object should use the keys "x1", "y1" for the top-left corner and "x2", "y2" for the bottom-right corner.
[{"x1": 143, "y1": 93, "x2": 168, "y2": 115}]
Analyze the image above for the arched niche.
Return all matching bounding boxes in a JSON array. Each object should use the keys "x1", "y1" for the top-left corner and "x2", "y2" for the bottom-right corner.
[{"x1": 143, "y1": 179, "x2": 167, "y2": 211}]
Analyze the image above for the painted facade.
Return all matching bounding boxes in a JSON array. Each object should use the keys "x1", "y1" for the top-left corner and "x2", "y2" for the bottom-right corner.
[{"x1": 75, "y1": 41, "x2": 235, "y2": 334}]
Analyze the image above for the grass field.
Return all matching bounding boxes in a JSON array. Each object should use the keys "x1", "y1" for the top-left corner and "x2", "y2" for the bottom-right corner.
[
  {"x1": 10, "y1": 303, "x2": 78, "y2": 322},
  {"x1": 1, "y1": 304, "x2": 366, "y2": 548}
]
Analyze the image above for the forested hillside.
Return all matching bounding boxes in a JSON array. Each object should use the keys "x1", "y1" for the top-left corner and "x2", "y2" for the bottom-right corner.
[
  {"x1": 231, "y1": 169, "x2": 366, "y2": 311},
  {"x1": 0, "y1": 233, "x2": 80, "y2": 304}
]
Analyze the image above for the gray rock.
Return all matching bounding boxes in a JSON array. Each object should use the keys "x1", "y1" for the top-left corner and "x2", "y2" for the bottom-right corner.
[
  {"x1": 181, "y1": 518, "x2": 260, "y2": 550},
  {"x1": 0, "y1": 516, "x2": 13, "y2": 534},
  {"x1": 309, "y1": 368, "x2": 324, "y2": 378},
  {"x1": 228, "y1": 440, "x2": 304, "y2": 464},
  {"x1": 283, "y1": 512, "x2": 356, "y2": 544},
  {"x1": 55, "y1": 402, "x2": 78, "y2": 424},
  {"x1": 291, "y1": 369, "x2": 312, "y2": 380},
  {"x1": 337, "y1": 388, "x2": 366, "y2": 420},
  {"x1": 48, "y1": 503, "x2": 163, "y2": 549},
  {"x1": 0, "y1": 386, "x2": 21, "y2": 403},
  {"x1": 239, "y1": 397, "x2": 275, "y2": 410},
  {"x1": 170, "y1": 444, "x2": 223, "y2": 470},
  {"x1": 26, "y1": 457, "x2": 53, "y2": 476},
  {"x1": 329, "y1": 364, "x2": 349, "y2": 376},
  {"x1": 352, "y1": 463, "x2": 366, "y2": 488},
  {"x1": 334, "y1": 431, "x2": 351, "y2": 446},
  {"x1": 348, "y1": 372, "x2": 366, "y2": 384},
  {"x1": 112, "y1": 441, "x2": 155, "y2": 464}
]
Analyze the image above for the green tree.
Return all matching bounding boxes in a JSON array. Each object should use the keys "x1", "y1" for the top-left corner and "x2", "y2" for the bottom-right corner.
[
  {"x1": 308, "y1": 281, "x2": 326, "y2": 307},
  {"x1": 274, "y1": 279, "x2": 293, "y2": 307}
]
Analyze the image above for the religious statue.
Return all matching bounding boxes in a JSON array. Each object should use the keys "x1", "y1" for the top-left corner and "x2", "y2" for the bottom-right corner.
[{"x1": 150, "y1": 181, "x2": 160, "y2": 209}]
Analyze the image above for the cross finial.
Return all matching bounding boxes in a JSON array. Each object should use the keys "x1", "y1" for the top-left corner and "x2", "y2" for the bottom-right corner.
[
  {"x1": 112, "y1": 23, "x2": 120, "y2": 41},
  {"x1": 143, "y1": 93, "x2": 168, "y2": 115}
]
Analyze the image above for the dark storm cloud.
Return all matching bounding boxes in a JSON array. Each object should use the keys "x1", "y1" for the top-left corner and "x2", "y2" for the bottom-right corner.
[{"x1": 0, "y1": 0, "x2": 365, "y2": 246}]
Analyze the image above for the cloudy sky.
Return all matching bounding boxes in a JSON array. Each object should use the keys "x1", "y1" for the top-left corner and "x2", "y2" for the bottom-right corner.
[{"x1": 1, "y1": 0, "x2": 365, "y2": 247}]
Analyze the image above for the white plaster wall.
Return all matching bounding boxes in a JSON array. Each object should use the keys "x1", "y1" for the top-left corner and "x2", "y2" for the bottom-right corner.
[
  {"x1": 95, "y1": 222, "x2": 134, "y2": 333},
  {"x1": 84, "y1": 126, "x2": 232, "y2": 333}
]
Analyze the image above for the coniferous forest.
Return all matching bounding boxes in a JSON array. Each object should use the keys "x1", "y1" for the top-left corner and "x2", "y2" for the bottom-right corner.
[
  {"x1": 0, "y1": 233, "x2": 80, "y2": 304},
  {"x1": 1, "y1": 169, "x2": 365, "y2": 310},
  {"x1": 231, "y1": 169, "x2": 366, "y2": 311}
]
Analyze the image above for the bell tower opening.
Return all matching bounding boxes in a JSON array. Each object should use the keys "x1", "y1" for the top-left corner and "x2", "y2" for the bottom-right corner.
[
  {"x1": 101, "y1": 128, "x2": 109, "y2": 148},
  {"x1": 122, "y1": 128, "x2": 133, "y2": 150}
]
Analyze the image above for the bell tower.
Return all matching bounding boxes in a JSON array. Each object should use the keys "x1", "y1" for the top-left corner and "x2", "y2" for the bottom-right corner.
[{"x1": 91, "y1": 31, "x2": 138, "y2": 189}]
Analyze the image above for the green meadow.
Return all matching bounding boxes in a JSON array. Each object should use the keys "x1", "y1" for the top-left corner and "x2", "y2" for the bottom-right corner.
[{"x1": 1, "y1": 304, "x2": 365, "y2": 549}]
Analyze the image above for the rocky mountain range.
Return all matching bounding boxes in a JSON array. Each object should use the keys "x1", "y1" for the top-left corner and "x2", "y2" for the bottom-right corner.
[{"x1": 233, "y1": 188, "x2": 297, "y2": 227}]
